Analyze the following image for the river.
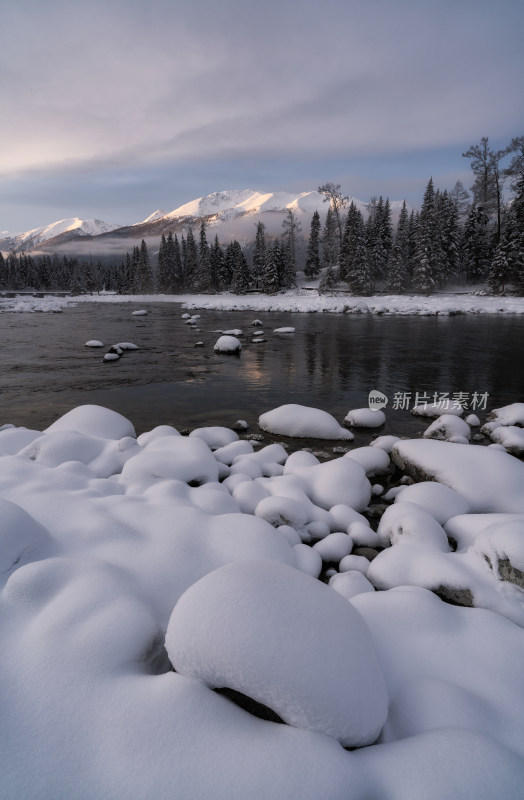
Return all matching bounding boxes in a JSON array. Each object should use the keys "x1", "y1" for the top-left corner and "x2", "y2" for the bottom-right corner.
[{"x1": 1, "y1": 302, "x2": 524, "y2": 442}]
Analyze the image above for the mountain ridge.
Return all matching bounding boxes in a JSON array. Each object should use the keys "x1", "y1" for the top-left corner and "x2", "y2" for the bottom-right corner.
[{"x1": 1, "y1": 189, "x2": 409, "y2": 258}]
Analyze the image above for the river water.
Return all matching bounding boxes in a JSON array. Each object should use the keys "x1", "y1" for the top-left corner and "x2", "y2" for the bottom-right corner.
[{"x1": 1, "y1": 302, "x2": 524, "y2": 442}]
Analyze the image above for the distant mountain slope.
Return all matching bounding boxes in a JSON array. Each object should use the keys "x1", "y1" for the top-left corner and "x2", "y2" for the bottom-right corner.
[{"x1": 0, "y1": 218, "x2": 121, "y2": 254}]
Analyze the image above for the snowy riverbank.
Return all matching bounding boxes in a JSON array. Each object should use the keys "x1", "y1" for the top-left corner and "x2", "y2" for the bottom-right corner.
[
  {"x1": 1, "y1": 401, "x2": 524, "y2": 798},
  {"x1": 3, "y1": 289, "x2": 524, "y2": 315}
]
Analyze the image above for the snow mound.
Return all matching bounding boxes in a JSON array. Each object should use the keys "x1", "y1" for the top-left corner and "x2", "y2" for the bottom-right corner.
[
  {"x1": 392, "y1": 439, "x2": 524, "y2": 513},
  {"x1": 423, "y1": 414, "x2": 471, "y2": 441},
  {"x1": 345, "y1": 446, "x2": 390, "y2": 476},
  {"x1": 45, "y1": 405, "x2": 136, "y2": 440},
  {"x1": 214, "y1": 335, "x2": 242, "y2": 353},
  {"x1": 259, "y1": 404, "x2": 353, "y2": 440},
  {"x1": 394, "y1": 481, "x2": 470, "y2": 524},
  {"x1": 344, "y1": 408, "x2": 386, "y2": 428},
  {"x1": 165, "y1": 559, "x2": 388, "y2": 747},
  {"x1": 488, "y1": 426, "x2": 524, "y2": 455}
]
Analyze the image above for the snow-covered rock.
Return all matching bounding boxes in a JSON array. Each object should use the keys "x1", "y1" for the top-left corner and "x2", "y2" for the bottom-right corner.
[
  {"x1": 345, "y1": 446, "x2": 390, "y2": 476},
  {"x1": 391, "y1": 439, "x2": 524, "y2": 513},
  {"x1": 189, "y1": 426, "x2": 238, "y2": 450},
  {"x1": 84, "y1": 339, "x2": 104, "y2": 347},
  {"x1": 45, "y1": 405, "x2": 136, "y2": 440},
  {"x1": 312, "y1": 532, "x2": 353, "y2": 562},
  {"x1": 259, "y1": 404, "x2": 353, "y2": 440},
  {"x1": 423, "y1": 414, "x2": 471, "y2": 441},
  {"x1": 394, "y1": 481, "x2": 470, "y2": 524},
  {"x1": 165, "y1": 559, "x2": 388, "y2": 747},
  {"x1": 488, "y1": 426, "x2": 524, "y2": 455},
  {"x1": 344, "y1": 408, "x2": 386, "y2": 429},
  {"x1": 214, "y1": 335, "x2": 242, "y2": 354}
]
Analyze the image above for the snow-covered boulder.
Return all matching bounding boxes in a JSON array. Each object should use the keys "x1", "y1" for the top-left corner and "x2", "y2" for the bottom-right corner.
[
  {"x1": 84, "y1": 340, "x2": 104, "y2": 347},
  {"x1": 254, "y1": 496, "x2": 308, "y2": 530},
  {"x1": 423, "y1": 414, "x2": 471, "y2": 442},
  {"x1": 394, "y1": 481, "x2": 470, "y2": 524},
  {"x1": 214, "y1": 335, "x2": 242, "y2": 354},
  {"x1": 121, "y1": 435, "x2": 219, "y2": 487},
  {"x1": 370, "y1": 435, "x2": 401, "y2": 453},
  {"x1": 488, "y1": 426, "x2": 524, "y2": 456},
  {"x1": 345, "y1": 446, "x2": 390, "y2": 476},
  {"x1": 45, "y1": 405, "x2": 136, "y2": 440},
  {"x1": 378, "y1": 502, "x2": 451, "y2": 551},
  {"x1": 482, "y1": 402, "x2": 524, "y2": 434},
  {"x1": 291, "y1": 457, "x2": 371, "y2": 512},
  {"x1": 114, "y1": 342, "x2": 139, "y2": 350},
  {"x1": 189, "y1": 426, "x2": 239, "y2": 450},
  {"x1": 312, "y1": 532, "x2": 353, "y2": 562},
  {"x1": 344, "y1": 408, "x2": 386, "y2": 429},
  {"x1": 258, "y1": 404, "x2": 353, "y2": 440},
  {"x1": 165, "y1": 559, "x2": 388, "y2": 747},
  {"x1": 392, "y1": 439, "x2": 524, "y2": 513}
]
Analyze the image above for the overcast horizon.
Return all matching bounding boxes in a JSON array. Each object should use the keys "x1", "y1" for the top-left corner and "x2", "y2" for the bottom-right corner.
[{"x1": 1, "y1": 0, "x2": 523, "y2": 234}]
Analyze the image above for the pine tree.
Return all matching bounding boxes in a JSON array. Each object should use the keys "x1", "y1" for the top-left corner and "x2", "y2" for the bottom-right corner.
[
  {"x1": 192, "y1": 220, "x2": 212, "y2": 292},
  {"x1": 437, "y1": 190, "x2": 461, "y2": 283},
  {"x1": 412, "y1": 178, "x2": 442, "y2": 295},
  {"x1": 157, "y1": 233, "x2": 168, "y2": 293},
  {"x1": 184, "y1": 228, "x2": 198, "y2": 286},
  {"x1": 252, "y1": 221, "x2": 266, "y2": 290},
  {"x1": 346, "y1": 210, "x2": 372, "y2": 295},
  {"x1": 319, "y1": 264, "x2": 337, "y2": 293},
  {"x1": 133, "y1": 239, "x2": 154, "y2": 293},
  {"x1": 366, "y1": 196, "x2": 391, "y2": 285},
  {"x1": 209, "y1": 235, "x2": 223, "y2": 291},
  {"x1": 262, "y1": 241, "x2": 280, "y2": 294},
  {"x1": 461, "y1": 205, "x2": 490, "y2": 283},
  {"x1": 281, "y1": 209, "x2": 301, "y2": 288},
  {"x1": 339, "y1": 202, "x2": 359, "y2": 284},
  {"x1": 229, "y1": 241, "x2": 250, "y2": 294},
  {"x1": 304, "y1": 210, "x2": 321, "y2": 278},
  {"x1": 386, "y1": 200, "x2": 410, "y2": 293},
  {"x1": 321, "y1": 207, "x2": 338, "y2": 270}
]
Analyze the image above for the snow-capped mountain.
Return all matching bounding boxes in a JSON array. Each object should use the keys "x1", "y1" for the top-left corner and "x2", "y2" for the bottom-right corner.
[
  {"x1": 1, "y1": 189, "x2": 410, "y2": 259},
  {"x1": 0, "y1": 217, "x2": 121, "y2": 253},
  {"x1": 159, "y1": 189, "x2": 369, "y2": 225}
]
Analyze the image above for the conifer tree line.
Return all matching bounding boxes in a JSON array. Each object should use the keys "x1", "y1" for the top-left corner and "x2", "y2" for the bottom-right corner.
[{"x1": 1, "y1": 136, "x2": 522, "y2": 296}]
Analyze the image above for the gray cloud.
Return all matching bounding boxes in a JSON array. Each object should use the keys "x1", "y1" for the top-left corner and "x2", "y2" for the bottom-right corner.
[{"x1": 1, "y1": 0, "x2": 522, "y2": 231}]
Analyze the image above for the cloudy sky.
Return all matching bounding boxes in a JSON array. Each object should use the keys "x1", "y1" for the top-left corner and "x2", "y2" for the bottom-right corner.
[{"x1": 1, "y1": 0, "x2": 523, "y2": 233}]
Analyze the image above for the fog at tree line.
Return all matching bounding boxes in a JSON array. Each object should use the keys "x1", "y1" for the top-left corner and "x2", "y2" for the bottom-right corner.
[{"x1": 1, "y1": 136, "x2": 523, "y2": 297}]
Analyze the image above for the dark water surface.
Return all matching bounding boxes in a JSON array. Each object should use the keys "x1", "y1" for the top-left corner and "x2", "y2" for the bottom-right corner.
[{"x1": 1, "y1": 302, "x2": 524, "y2": 441}]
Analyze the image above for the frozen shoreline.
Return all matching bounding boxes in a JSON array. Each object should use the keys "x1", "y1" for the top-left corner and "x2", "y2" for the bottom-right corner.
[{"x1": 3, "y1": 289, "x2": 524, "y2": 315}]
